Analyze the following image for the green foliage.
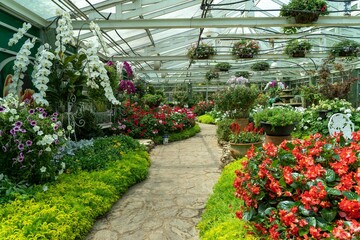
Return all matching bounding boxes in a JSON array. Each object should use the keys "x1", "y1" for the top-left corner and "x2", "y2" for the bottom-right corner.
[
  {"x1": 300, "y1": 85, "x2": 324, "y2": 107},
  {"x1": 215, "y1": 62, "x2": 232, "y2": 71},
  {"x1": 214, "y1": 85, "x2": 259, "y2": 118},
  {"x1": 284, "y1": 40, "x2": 312, "y2": 57},
  {"x1": 253, "y1": 106, "x2": 303, "y2": 127},
  {"x1": 231, "y1": 39, "x2": 260, "y2": 58},
  {"x1": 62, "y1": 134, "x2": 142, "y2": 173},
  {"x1": 198, "y1": 159, "x2": 260, "y2": 240},
  {"x1": 72, "y1": 110, "x2": 104, "y2": 140},
  {"x1": 235, "y1": 71, "x2": 250, "y2": 78},
  {"x1": 46, "y1": 53, "x2": 89, "y2": 113},
  {"x1": 198, "y1": 114, "x2": 216, "y2": 124},
  {"x1": 142, "y1": 93, "x2": 164, "y2": 108},
  {"x1": 216, "y1": 119, "x2": 234, "y2": 142},
  {"x1": 153, "y1": 124, "x2": 200, "y2": 144},
  {"x1": 0, "y1": 175, "x2": 35, "y2": 204},
  {"x1": 250, "y1": 61, "x2": 270, "y2": 71},
  {"x1": 0, "y1": 150, "x2": 149, "y2": 239},
  {"x1": 187, "y1": 42, "x2": 216, "y2": 59},
  {"x1": 330, "y1": 39, "x2": 360, "y2": 58},
  {"x1": 205, "y1": 70, "x2": 219, "y2": 81}
]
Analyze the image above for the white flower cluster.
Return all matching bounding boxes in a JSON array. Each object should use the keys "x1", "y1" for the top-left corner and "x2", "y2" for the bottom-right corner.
[
  {"x1": 116, "y1": 61, "x2": 123, "y2": 76},
  {"x1": 89, "y1": 21, "x2": 109, "y2": 55},
  {"x1": 37, "y1": 134, "x2": 58, "y2": 146},
  {"x1": 80, "y1": 40, "x2": 120, "y2": 105},
  {"x1": 7, "y1": 38, "x2": 36, "y2": 96},
  {"x1": 32, "y1": 45, "x2": 55, "y2": 106},
  {"x1": 8, "y1": 22, "x2": 32, "y2": 46},
  {"x1": 55, "y1": 10, "x2": 74, "y2": 54},
  {"x1": 227, "y1": 76, "x2": 249, "y2": 86}
]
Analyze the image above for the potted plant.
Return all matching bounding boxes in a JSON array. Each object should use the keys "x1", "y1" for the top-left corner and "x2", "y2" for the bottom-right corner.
[
  {"x1": 205, "y1": 69, "x2": 219, "y2": 81},
  {"x1": 235, "y1": 71, "x2": 250, "y2": 78},
  {"x1": 253, "y1": 106, "x2": 303, "y2": 136},
  {"x1": 232, "y1": 39, "x2": 260, "y2": 58},
  {"x1": 264, "y1": 80, "x2": 286, "y2": 98},
  {"x1": 284, "y1": 40, "x2": 312, "y2": 57},
  {"x1": 187, "y1": 42, "x2": 216, "y2": 60},
  {"x1": 330, "y1": 39, "x2": 360, "y2": 58},
  {"x1": 280, "y1": 0, "x2": 328, "y2": 24},
  {"x1": 214, "y1": 85, "x2": 259, "y2": 128},
  {"x1": 215, "y1": 62, "x2": 232, "y2": 72},
  {"x1": 228, "y1": 122, "x2": 264, "y2": 158},
  {"x1": 251, "y1": 61, "x2": 270, "y2": 71}
]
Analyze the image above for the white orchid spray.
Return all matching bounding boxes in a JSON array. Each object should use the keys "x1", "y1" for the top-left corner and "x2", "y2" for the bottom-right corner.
[
  {"x1": 79, "y1": 40, "x2": 120, "y2": 105},
  {"x1": 54, "y1": 9, "x2": 74, "y2": 54},
  {"x1": 31, "y1": 44, "x2": 55, "y2": 106},
  {"x1": 89, "y1": 21, "x2": 109, "y2": 55},
  {"x1": 8, "y1": 22, "x2": 32, "y2": 46},
  {"x1": 7, "y1": 38, "x2": 36, "y2": 96}
]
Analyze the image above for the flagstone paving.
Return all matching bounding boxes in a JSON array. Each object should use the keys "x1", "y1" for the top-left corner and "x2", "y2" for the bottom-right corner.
[{"x1": 86, "y1": 123, "x2": 222, "y2": 240}]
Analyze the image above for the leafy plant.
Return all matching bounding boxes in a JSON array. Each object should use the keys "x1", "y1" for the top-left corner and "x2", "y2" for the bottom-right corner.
[
  {"x1": 205, "y1": 70, "x2": 220, "y2": 81},
  {"x1": 300, "y1": 85, "x2": 324, "y2": 107},
  {"x1": 191, "y1": 100, "x2": 214, "y2": 116},
  {"x1": 187, "y1": 42, "x2": 216, "y2": 59},
  {"x1": 229, "y1": 122, "x2": 264, "y2": 144},
  {"x1": 142, "y1": 93, "x2": 164, "y2": 108},
  {"x1": 235, "y1": 71, "x2": 250, "y2": 78},
  {"x1": 232, "y1": 39, "x2": 260, "y2": 58},
  {"x1": 216, "y1": 119, "x2": 235, "y2": 142},
  {"x1": 215, "y1": 62, "x2": 232, "y2": 71},
  {"x1": 330, "y1": 39, "x2": 360, "y2": 58},
  {"x1": 214, "y1": 85, "x2": 259, "y2": 119},
  {"x1": 152, "y1": 124, "x2": 200, "y2": 144},
  {"x1": 234, "y1": 133, "x2": 360, "y2": 239},
  {"x1": 251, "y1": 61, "x2": 270, "y2": 71},
  {"x1": 197, "y1": 114, "x2": 216, "y2": 124},
  {"x1": 284, "y1": 40, "x2": 312, "y2": 57},
  {"x1": 253, "y1": 106, "x2": 303, "y2": 127}
]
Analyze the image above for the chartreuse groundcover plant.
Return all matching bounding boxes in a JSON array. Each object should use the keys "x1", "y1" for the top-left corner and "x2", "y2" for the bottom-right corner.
[
  {"x1": 0, "y1": 135, "x2": 150, "y2": 239},
  {"x1": 234, "y1": 133, "x2": 360, "y2": 239},
  {"x1": 197, "y1": 114, "x2": 216, "y2": 124},
  {"x1": 197, "y1": 159, "x2": 259, "y2": 240}
]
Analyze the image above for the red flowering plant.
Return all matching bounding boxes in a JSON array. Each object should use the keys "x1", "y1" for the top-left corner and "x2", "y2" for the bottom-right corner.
[
  {"x1": 229, "y1": 122, "x2": 264, "y2": 144},
  {"x1": 191, "y1": 100, "x2": 215, "y2": 116},
  {"x1": 234, "y1": 132, "x2": 360, "y2": 240}
]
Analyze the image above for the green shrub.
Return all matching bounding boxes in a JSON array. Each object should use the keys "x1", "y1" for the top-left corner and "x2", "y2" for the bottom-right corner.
[
  {"x1": 0, "y1": 151, "x2": 150, "y2": 239},
  {"x1": 71, "y1": 110, "x2": 104, "y2": 140},
  {"x1": 142, "y1": 94, "x2": 164, "y2": 108},
  {"x1": 153, "y1": 124, "x2": 200, "y2": 144},
  {"x1": 216, "y1": 119, "x2": 234, "y2": 142},
  {"x1": 198, "y1": 114, "x2": 215, "y2": 124},
  {"x1": 198, "y1": 160, "x2": 260, "y2": 240}
]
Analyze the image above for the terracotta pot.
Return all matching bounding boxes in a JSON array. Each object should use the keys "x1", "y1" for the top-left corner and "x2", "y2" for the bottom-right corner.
[
  {"x1": 229, "y1": 141, "x2": 263, "y2": 158},
  {"x1": 261, "y1": 122, "x2": 296, "y2": 136},
  {"x1": 265, "y1": 135, "x2": 292, "y2": 145}
]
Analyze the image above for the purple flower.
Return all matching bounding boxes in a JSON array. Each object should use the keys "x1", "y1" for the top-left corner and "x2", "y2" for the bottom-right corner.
[
  {"x1": 36, "y1": 107, "x2": 44, "y2": 113},
  {"x1": 0, "y1": 106, "x2": 5, "y2": 112},
  {"x1": 53, "y1": 124, "x2": 59, "y2": 130},
  {"x1": 10, "y1": 129, "x2": 15, "y2": 135},
  {"x1": 15, "y1": 121, "x2": 23, "y2": 127},
  {"x1": 18, "y1": 152, "x2": 24, "y2": 162},
  {"x1": 20, "y1": 129, "x2": 26, "y2": 133},
  {"x1": 52, "y1": 112, "x2": 58, "y2": 117},
  {"x1": 119, "y1": 80, "x2": 136, "y2": 94},
  {"x1": 28, "y1": 109, "x2": 35, "y2": 114},
  {"x1": 123, "y1": 61, "x2": 133, "y2": 79},
  {"x1": 30, "y1": 120, "x2": 37, "y2": 126},
  {"x1": 51, "y1": 117, "x2": 57, "y2": 122},
  {"x1": 26, "y1": 140, "x2": 32, "y2": 146},
  {"x1": 18, "y1": 143, "x2": 24, "y2": 151},
  {"x1": 13, "y1": 126, "x2": 20, "y2": 132},
  {"x1": 42, "y1": 112, "x2": 47, "y2": 117},
  {"x1": 106, "y1": 61, "x2": 114, "y2": 66}
]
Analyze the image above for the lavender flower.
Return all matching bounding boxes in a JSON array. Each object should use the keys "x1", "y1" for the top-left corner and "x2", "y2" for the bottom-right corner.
[
  {"x1": 123, "y1": 61, "x2": 133, "y2": 79},
  {"x1": 15, "y1": 121, "x2": 23, "y2": 127},
  {"x1": 0, "y1": 106, "x2": 5, "y2": 112},
  {"x1": 28, "y1": 109, "x2": 35, "y2": 114},
  {"x1": 18, "y1": 152, "x2": 24, "y2": 162},
  {"x1": 30, "y1": 120, "x2": 37, "y2": 126},
  {"x1": 18, "y1": 143, "x2": 24, "y2": 151},
  {"x1": 119, "y1": 80, "x2": 136, "y2": 94},
  {"x1": 26, "y1": 140, "x2": 32, "y2": 146}
]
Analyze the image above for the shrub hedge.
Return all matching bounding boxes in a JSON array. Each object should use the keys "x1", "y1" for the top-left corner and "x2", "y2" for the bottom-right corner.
[
  {"x1": 0, "y1": 149, "x2": 150, "y2": 239},
  {"x1": 197, "y1": 114, "x2": 216, "y2": 124},
  {"x1": 198, "y1": 159, "x2": 261, "y2": 240}
]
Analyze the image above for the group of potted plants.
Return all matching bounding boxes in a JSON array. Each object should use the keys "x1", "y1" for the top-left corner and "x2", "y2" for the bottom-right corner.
[
  {"x1": 187, "y1": 42, "x2": 216, "y2": 60},
  {"x1": 251, "y1": 61, "x2": 270, "y2": 71},
  {"x1": 231, "y1": 39, "x2": 260, "y2": 58},
  {"x1": 284, "y1": 40, "x2": 312, "y2": 57}
]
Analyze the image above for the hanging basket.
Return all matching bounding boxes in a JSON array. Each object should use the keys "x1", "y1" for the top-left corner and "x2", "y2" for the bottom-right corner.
[
  {"x1": 237, "y1": 53, "x2": 254, "y2": 59},
  {"x1": 294, "y1": 12, "x2": 319, "y2": 24},
  {"x1": 291, "y1": 51, "x2": 306, "y2": 58}
]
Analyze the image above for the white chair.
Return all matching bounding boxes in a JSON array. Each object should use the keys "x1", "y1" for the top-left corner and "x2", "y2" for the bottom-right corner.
[{"x1": 328, "y1": 113, "x2": 354, "y2": 140}]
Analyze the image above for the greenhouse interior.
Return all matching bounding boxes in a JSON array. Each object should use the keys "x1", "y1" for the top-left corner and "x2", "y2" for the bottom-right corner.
[{"x1": 2, "y1": 0, "x2": 360, "y2": 239}]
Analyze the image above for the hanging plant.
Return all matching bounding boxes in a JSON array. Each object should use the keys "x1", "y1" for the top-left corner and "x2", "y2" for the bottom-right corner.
[
  {"x1": 251, "y1": 61, "x2": 270, "y2": 71},
  {"x1": 235, "y1": 71, "x2": 250, "y2": 78},
  {"x1": 205, "y1": 70, "x2": 219, "y2": 81},
  {"x1": 284, "y1": 40, "x2": 312, "y2": 58},
  {"x1": 187, "y1": 42, "x2": 216, "y2": 60},
  {"x1": 232, "y1": 39, "x2": 260, "y2": 58},
  {"x1": 330, "y1": 39, "x2": 360, "y2": 58},
  {"x1": 215, "y1": 62, "x2": 232, "y2": 72},
  {"x1": 280, "y1": 0, "x2": 328, "y2": 33}
]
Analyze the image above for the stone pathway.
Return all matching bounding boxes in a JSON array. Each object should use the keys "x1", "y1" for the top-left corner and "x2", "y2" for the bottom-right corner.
[{"x1": 86, "y1": 123, "x2": 221, "y2": 240}]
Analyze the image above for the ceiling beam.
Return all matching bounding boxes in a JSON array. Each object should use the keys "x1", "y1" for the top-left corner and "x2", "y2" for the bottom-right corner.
[{"x1": 72, "y1": 16, "x2": 360, "y2": 30}]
